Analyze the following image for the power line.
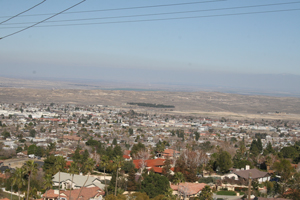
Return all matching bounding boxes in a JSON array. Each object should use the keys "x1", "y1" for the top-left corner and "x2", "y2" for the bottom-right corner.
[
  {"x1": 2, "y1": 1, "x2": 300, "y2": 26},
  {"x1": 0, "y1": 0, "x2": 46, "y2": 25},
  {"x1": 1, "y1": 8, "x2": 299, "y2": 29},
  {"x1": 0, "y1": 0, "x2": 87, "y2": 40},
  {"x1": 0, "y1": 0, "x2": 226, "y2": 19}
]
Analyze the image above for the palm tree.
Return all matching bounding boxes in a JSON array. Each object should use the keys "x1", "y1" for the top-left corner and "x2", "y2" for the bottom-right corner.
[
  {"x1": 43, "y1": 174, "x2": 53, "y2": 200},
  {"x1": 12, "y1": 167, "x2": 26, "y2": 200},
  {"x1": 76, "y1": 158, "x2": 95, "y2": 200},
  {"x1": 173, "y1": 172, "x2": 185, "y2": 200},
  {"x1": 24, "y1": 160, "x2": 37, "y2": 200},
  {"x1": 54, "y1": 156, "x2": 66, "y2": 200},
  {"x1": 101, "y1": 155, "x2": 110, "y2": 195},
  {"x1": 113, "y1": 156, "x2": 124, "y2": 196},
  {"x1": 68, "y1": 162, "x2": 79, "y2": 200}
]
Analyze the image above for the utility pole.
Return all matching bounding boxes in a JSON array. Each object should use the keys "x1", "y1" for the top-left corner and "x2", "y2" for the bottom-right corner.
[{"x1": 248, "y1": 172, "x2": 252, "y2": 200}]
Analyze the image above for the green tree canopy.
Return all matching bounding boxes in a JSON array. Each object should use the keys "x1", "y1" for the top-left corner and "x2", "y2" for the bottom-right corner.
[
  {"x1": 130, "y1": 142, "x2": 145, "y2": 157},
  {"x1": 1, "y1": 130, "x2": 10, "y2": 139},
  {"x1": 280, "y1": 146, "x2": 299, "y2": 159},
  {"x1": 27, "y1": 144, "x2": 37, "y2": 155},
  {"x1": 29, "y1": 129, "x2": 36, "y2": 138},
  {"x1": 216, "y1": 150, "x2": 232, "y2": 174},
  {"x1": 198, "y1": 185, "x2": 213, "y2": 200},
  {"x1": 141, "y1": 171, "x2": 170, "y2": 198},
  {"x1": 263, "y1": 142, "x2": 275, "y2": 155}
]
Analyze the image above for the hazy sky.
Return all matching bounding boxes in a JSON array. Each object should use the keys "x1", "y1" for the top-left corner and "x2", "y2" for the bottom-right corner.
[{"x1": 0, "y1": 0, "x2": 300, "y2": 92}]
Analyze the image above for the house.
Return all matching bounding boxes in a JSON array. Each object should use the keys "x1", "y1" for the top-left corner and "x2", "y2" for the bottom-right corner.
[
  {"x1": 42, "y1": 187, "x2": 105, "y2": 200},
  {"x1": 132, "y1": 158, "x2": 165, "y2": 174},
  {"x1": 53, "y1": 172, "x2": 105, "y2": 190},
  {"x1": 231, "y1": 165, "x2": 270, "y2": 183},
  {"x1": 170, "y1": 182, "x2": 207, "y2": 199},
  {"x1": 63, "y1": 135, "x2": 81, "y2": 141},
  {"x1": 161, "y1": 149, "x2": 180, "y2": 159},
  {"x1": 0, "y1": 198, "x2": 10, "y2": 200}
]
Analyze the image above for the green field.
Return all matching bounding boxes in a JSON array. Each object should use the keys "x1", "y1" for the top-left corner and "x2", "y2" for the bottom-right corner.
[{"x1": 216, "y1": 191, "x2": 237, "y2": 196}]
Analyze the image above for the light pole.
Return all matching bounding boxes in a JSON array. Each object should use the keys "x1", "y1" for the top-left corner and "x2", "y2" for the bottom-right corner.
[{"x1": 248, "y1": 172, "x2": 252, "y2": 200}]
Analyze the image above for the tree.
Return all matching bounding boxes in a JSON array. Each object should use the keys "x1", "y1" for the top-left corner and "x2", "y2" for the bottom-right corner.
[
  {"x1": 141, "y1": 171, "x2": 170, "y2": 198},
  {"x1": 55, "y1": 156, "x2": 66, "y2": 200},
  {"x1": 12, "y1": 167, "x2": 26, "y2": 200},
  {"x1": 1, "y1": 130, "x2": 10, "y2": 139},
  {"x1": 194, "y1": 131, "x2": 200, "y2": 141},
  {"x1": 43, "y1": 174, "x2": 53, "y2": 200},
  {"x1": 113, "y1": 145, "x2": 123, "y2": 158},
  {"x1": 121, "y1": 160, "x2": 135, "y2": 174},
  {"x1": 263, "y1": 142, "x2": 275, "y2": 155},
  {"x1": 68, "y1": 162, "x2": 78, "y2": 200},
  {"x1": 72, "y1": 147, "x2": 81, "y2": 163},
  {"x1": 286, "y1": 172, "x2": 300, "y2": 200},
  {"x1": 129, "y1": 128, "x2": 133, "y2": 135},
  {"x1": 174, "y1": 150, "x2": 207, "y2": 182},
  {"x1": 250, "y1": 140, "x2": 260, "y2": 156},
  {"x1": 162, "y1": 156, "x2": 172, "y2": 181},
  {"x1": 172, "y1": 172, "x2": 185, "y2": 200},
  {"x1": 198, "y1": 185, "x2": 213, "y2": 200},
  {"x1": 101, "y1": 155, "x2": 110, "y2": 195},
  {"x1": 113, "y1": 156, "x2": 124, "y2": 196},
  {"x1": 76, "y1": 158, "x2": 95, "y2": 200},
  {"x1": 273, "y1": 159, "x2": 295, "y2": 195},
  {"x1": 280, "y1": 146, "x2": 298, "y2": 159},
  {"x1": 16, "y1": 146, "x2": 23, "y2": 154},
  {"x1": 257, "y1": 138, "x2": 263, "y2": 153},
  {"x1": 112, "y1": 138, "x2": 117, "y2": 145},
  {"x1": 127, "y1": 169, "x2": 137, "y2": 192},
  {"x1": 43, "y1": 155, "x2": 56, "y2": 175},
  {"x1": 24, "y1": 160, "x2": 38, "y2": 200},
  {"x1": 130, "y1": 142, "x2": 145, "y2": 157},
  {"x1": 216, "y1": 150, "x2": 232, "y2": 174},
  {"x1": 29, "y1": 129, "x2": 36, "y2": 138},
  {"x1": 27, "y1": 144, "x2": 37, "y2": 155}
]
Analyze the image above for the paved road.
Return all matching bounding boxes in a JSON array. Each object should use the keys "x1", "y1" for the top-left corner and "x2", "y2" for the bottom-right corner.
[{"x1": 213, "y1": 194, "x2": 242, "y2": 200}]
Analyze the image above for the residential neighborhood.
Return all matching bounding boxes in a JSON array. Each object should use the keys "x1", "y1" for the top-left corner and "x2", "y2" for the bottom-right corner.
[{"x1": 0, "y1": 102, "x2": 300, "y2": 200}]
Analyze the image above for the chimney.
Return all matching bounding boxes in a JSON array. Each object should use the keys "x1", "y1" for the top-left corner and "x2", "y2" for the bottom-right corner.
[
  {"x1": 245, "y1": 165, "x2": 250, "y2": 170},
  {"x1": 54, "y1": 190, "x2": 59, "y2": 194}
]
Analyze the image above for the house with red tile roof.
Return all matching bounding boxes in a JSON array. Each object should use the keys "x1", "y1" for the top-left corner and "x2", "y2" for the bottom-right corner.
[
  {"x1": 0, "y1": 198, "x2": 10, "y2": 200},
  {"x1": 42, "y1": 187, "x2": 105, "y2": 200},
  {"x1": 63, "y1": 135, "x2": 81, "y2": 141},
  {"x1": 170, "y1": 182, "x2": 207, "y2": 199},
  {"x1": 133, "y1": 158, "x2": 165, "y2": 173},
  {"x1": 161, "y1": 149, "x2": 180, "y2": 159},
  {"x1": 123, "y1": 155, "x2": 131, "y2": 160}
]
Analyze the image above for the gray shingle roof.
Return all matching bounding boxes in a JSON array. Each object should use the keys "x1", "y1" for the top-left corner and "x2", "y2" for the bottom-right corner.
[{"x1": 233, "y1": 168, "x2": 269, "y2": 180}]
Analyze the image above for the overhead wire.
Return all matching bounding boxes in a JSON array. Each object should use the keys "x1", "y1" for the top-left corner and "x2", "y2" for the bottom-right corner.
[
  {"x1": 1, "y1": 8, "x2": 299, "y2": 29},
  {"x1": 0, "y1": 0, "x2": 87, "y2": 40},
  {"x1": 26, "y1": 8, "x2": 300, "y2": 27},
  {"x1": 0, "y1": 0, "x2": 46, "y2": 24},
  {"x1": 2, "y1": 1, "x2": 300, "y2": 26},
  {"x1": 0, "y1": 0, "x2": 226, "y2": 19}
]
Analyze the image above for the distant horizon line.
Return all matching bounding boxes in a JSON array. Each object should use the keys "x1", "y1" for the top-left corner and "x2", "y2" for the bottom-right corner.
[{"x1": 1, "y1": 75, "x2": 300, "y2": 98}]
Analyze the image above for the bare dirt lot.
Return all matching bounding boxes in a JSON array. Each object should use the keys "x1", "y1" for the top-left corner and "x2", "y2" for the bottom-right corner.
[{"x1": 1, "y1": 86, "x2": 300, "y2": 120}]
